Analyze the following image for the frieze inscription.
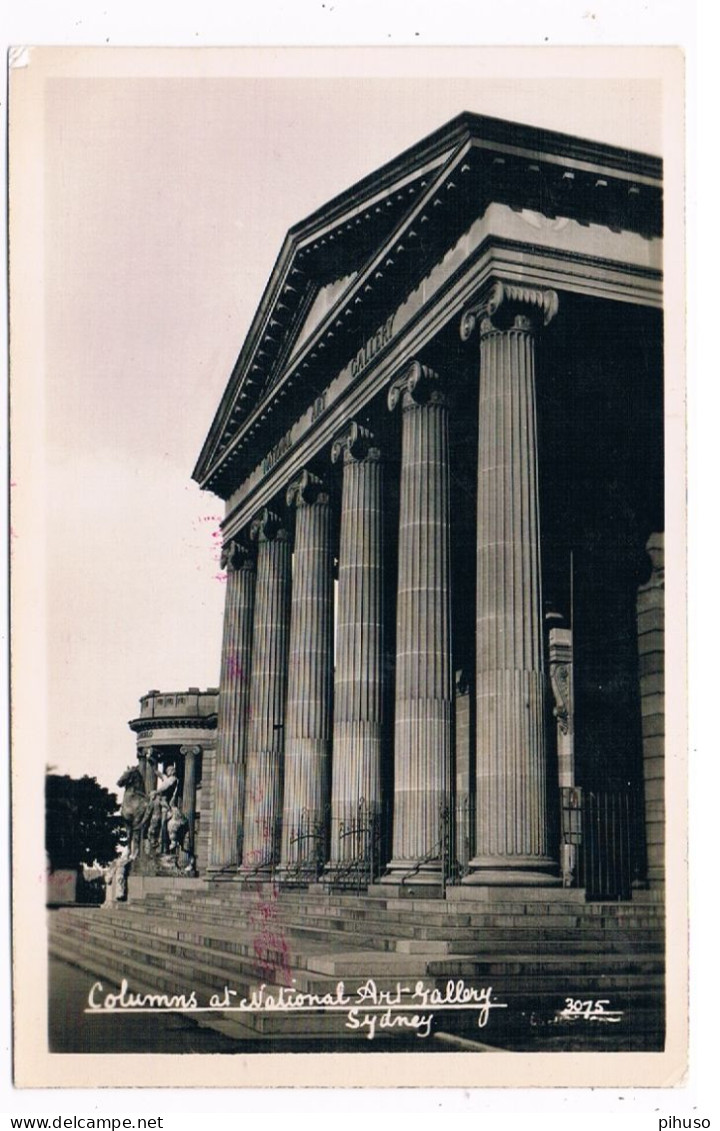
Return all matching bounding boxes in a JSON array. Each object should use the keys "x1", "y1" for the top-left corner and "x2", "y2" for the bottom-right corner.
[
  {"x1": 350, "y1": 315, "x2": 395, "y2": 379},
  {"x1": 311, "y1": 392, "x2": 327, "y2": 422},
  {"x1": 261, "y1": 430, "x2": 293, "y2": 476}
]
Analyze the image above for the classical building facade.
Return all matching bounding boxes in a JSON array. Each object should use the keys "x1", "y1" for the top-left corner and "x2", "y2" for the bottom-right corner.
[
  {"x1": 128, "y1": 687, "x2": 218, "y2": 872},
  {"x1": 192, "y1": 113, "x2": 664, "y2": 897}
]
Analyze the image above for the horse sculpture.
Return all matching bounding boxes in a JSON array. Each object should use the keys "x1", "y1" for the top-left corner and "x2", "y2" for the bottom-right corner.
[{"x1": 117, "y1": 766, "x2": 153, "y2": 860}]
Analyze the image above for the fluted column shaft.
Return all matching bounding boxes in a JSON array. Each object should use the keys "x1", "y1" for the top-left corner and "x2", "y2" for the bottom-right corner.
[
  {"x1": 384, "y1": 362, "x2": 453, "y2": 882},
  {"x1": 460, "y1": 281, "x2": 558, "y2": 884},
  {"x1": 208, "y1": 541, "x2": 256, "y2": 870},
  {"x1": 328, "y1": 424, "x2": 384, "y2": 870},
  {"x1": 280, "y1": 471, "x2": 334, "y2": 873},
  {"x1": 241, "y1": 511, "x2": 291, "y2": 872}
]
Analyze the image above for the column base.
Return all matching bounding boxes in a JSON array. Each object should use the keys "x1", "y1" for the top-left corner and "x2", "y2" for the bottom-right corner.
[
  {"x1": 462, "y1": 854, "x2": 560, "y2": 886},
  {"x1": 322, "y1": 861, "x2": 374, "y2": 886},
  {"x1": 275, "y1": 865, "x2": 323, "y2": 886},
  {"x1": 237, "y1": 862, "x2": 277, "y2": 882},
  {"x1": 380, "y1": 859, "x2": 444, "y2": 886}
]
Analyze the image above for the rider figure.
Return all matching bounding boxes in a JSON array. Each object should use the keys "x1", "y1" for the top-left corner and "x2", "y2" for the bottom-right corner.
[{"x1": 148, "y1": 762, "x2": 179, "y2": 854}]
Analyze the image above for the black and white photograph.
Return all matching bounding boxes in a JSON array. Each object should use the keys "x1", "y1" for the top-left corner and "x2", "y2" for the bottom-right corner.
[{"x1": 9, "y1": 45, "x2": 686, "y2": 1090}]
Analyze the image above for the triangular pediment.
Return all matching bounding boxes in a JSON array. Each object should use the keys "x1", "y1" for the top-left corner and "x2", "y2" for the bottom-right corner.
[
  {"x1": 287, "y1": 272, "x2": 359, "y2": 366},
  {"x1": 194, "y1": 112, "x2": 662, "y2": 497},
  {"x1": 195, "y1": 146, "x2": 459, "y2": 489}
]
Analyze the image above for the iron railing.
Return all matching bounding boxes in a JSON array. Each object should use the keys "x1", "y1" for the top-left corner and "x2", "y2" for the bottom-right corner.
[
  {"x1": 572, "y1": 786, "x2": 645, "y2": 900},
  {"x1": 328, "y1": 799, "x2": 383, "y2": 891}
]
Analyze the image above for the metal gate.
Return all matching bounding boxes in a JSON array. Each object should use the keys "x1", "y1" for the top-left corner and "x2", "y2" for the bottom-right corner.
[{"x1": 574, "y1": 787, "x2": 645, "y2": 900}]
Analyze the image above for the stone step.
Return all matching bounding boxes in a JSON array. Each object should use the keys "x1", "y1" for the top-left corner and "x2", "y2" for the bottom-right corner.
[
  {"x1": 303, "y1": 949, "x2": 663, "y2": 978},
  {"x1": 138, "y1": 893, "x2": 664, "y2": 934},
  {"x1": 146, "y1": 887, "x2": 665, "y2": 919},
  {"x1": 177, "y1": 880, "x2": 664, "y2": 910},
  {"x1": 50, "y1": 909, "x2": 664, "y2": 980},
  {"x1": 49, "y1": 926, "x2": 285, "y2": 1004},
  {"x1": 49, "y1": 913, "x2": 663, "y2": 995},
  {"x1": 51, "y1": 907, "x2": 380, "y2": 960},
  {"x1": 50, "y1": 908, "x2": 663, "y2": 976},
  {"x1": 197, "y1": 888, "x2": 666, "y2": 919},
  {"x1": 166, "y1": 884, "x2": 665, "y2": 915},
  {"x1": 122, "y1": 910, "x2": 664, "y2": 955}
]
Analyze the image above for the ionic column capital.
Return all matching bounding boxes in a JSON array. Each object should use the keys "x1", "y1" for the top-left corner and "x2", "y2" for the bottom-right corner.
[
  {"x1": 460, "y1": 280, "x2": 559, "y2": 341},
  {"x1": 388, "y1": 360, "x2": 445, "y2": 412},
  {"x1": 220, "y1": 538, "x2": 255, "y2": 573},
  {"x1": 249, "y1": 508, "x2": 290, "y2": 544},
  {"x1": 331, "y1": 421, "x2": 380, "y2": 465},
  {"x1": 286, "y1": 468, "x2": 330, "y2": 509},
  {"x1": 180, "y1": 744, "x2": 201, "y2": 757}
]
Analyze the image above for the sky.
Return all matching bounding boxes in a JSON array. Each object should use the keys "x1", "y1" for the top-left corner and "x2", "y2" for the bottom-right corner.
[{"x1": 13, "y1": 49, "x2": 671, "y2": 796}]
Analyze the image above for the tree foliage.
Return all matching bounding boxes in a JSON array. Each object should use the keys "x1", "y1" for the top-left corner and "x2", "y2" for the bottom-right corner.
[{"x1": 45, "y1": 773, "x2": 123, "y2": 870}]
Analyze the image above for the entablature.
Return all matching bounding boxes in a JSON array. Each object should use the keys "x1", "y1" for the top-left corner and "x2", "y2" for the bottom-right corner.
[{"x1": 218, "y1": 205, "x2": 662, "y2": 540}]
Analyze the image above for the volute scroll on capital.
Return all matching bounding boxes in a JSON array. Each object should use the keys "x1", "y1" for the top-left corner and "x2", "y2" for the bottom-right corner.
[
  {"x1": 249, "y1": 508, "x2": 289, "y2": 545},
  {"x1": 330, "y1": 421, "x2": 380, "y2": 466},
  {"x1": 388, "y1": 360, "x2": 445, "y2": 413},
  {"x1": 459, "y1": 280, "x2": 559, "y2": 341},
  {"x1": 220, "y1": 538, "x2": 255, "y2": 573},
  {"x1": 286, "y1": 468, "x2": 331, "y2": 509}
]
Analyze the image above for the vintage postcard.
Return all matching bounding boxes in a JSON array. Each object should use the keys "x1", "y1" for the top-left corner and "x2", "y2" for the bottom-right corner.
[{"x1": 9, "y1": 45, "x2": 686, "y2": 1089}]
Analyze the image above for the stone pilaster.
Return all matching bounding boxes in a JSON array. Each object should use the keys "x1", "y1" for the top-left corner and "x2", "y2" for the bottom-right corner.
[
  {"x1": 240, "y1": 510, "x2": 292, "y2": 874},
  {"x1": 327, "y1": 423, "x2": 384, "y2": 875},
  {"x1": 208, "y1": 540, "x2": 256, "y2": 871},
  {"x1": 180, "y1": 744, "x2": 200, "y2": 871},
  {"x1": 280, "y1": 470, "x2": 334, "y2": 876},
  {"x1": 383, "y1": 361, "x2": 453, "y2": 883},
  {"x1": 454, "y1": 670, "x2": 474, "y2": 874},
  {"x1": 460, "y1": 280, "x2": 558, "y2": 884},
  {"x1": 548, "y1": 617, "x2": 575, "y2": 789},
  {"x1": 636, "y1": 532, "x2": 664, "y2": 890},
  {"x1": 138, "y1": 750, "x2": 150, "y2": 794},
  {"x1": 548, "y1": 616, "x2": 576, "y2": 886},
  {"x1": 142, "y1": 748, "x2": 157, "y2": 794}
]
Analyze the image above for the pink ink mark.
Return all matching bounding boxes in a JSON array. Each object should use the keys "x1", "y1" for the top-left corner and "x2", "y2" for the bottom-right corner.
[{"x1": 226, "y1": 654, "x2": 246, "y2": 682}]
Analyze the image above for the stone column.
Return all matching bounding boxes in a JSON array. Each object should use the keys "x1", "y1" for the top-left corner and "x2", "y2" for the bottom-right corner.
[
  {"x1": 208, "y1": 540, "x2": 256, "y2": 871},
  {"x1": 460, "y1": 280, "x2": 558, "y2": 884},
  {"x1": 280, "y1": 470, "x2": 334, "y2": 877},
  {"x1": 636, "y1": 532, "x2": 664, "y2": 890},
  {"x1": 383, "y1": 361, "x2": 453, "y2": 884},
  {"x1": 327, "y1": 423, "x2": 384, "y2": 876},
  {"x1": 240, "y1": 510, "x2": 292, "y2": 874},
  {"x1": 180, "y1": 744, "x2": 200, "y2": 871},
  {"x1": 142, "y1": 747, "x2": 157, "y2": 794}
]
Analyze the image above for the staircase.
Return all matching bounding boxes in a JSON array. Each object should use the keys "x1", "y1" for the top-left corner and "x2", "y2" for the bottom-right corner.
[{"x1": 47, "y1": 880, "x2": 665, "y2": 1051}]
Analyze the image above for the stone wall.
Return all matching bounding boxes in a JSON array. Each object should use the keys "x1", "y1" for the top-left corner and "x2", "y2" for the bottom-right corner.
[
  {"x1": 636, "y1": 532, "x2": 664, "y2": 889},
  {"x1": 194, "y1": 747, "x2": 216, "y2": 873}
]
